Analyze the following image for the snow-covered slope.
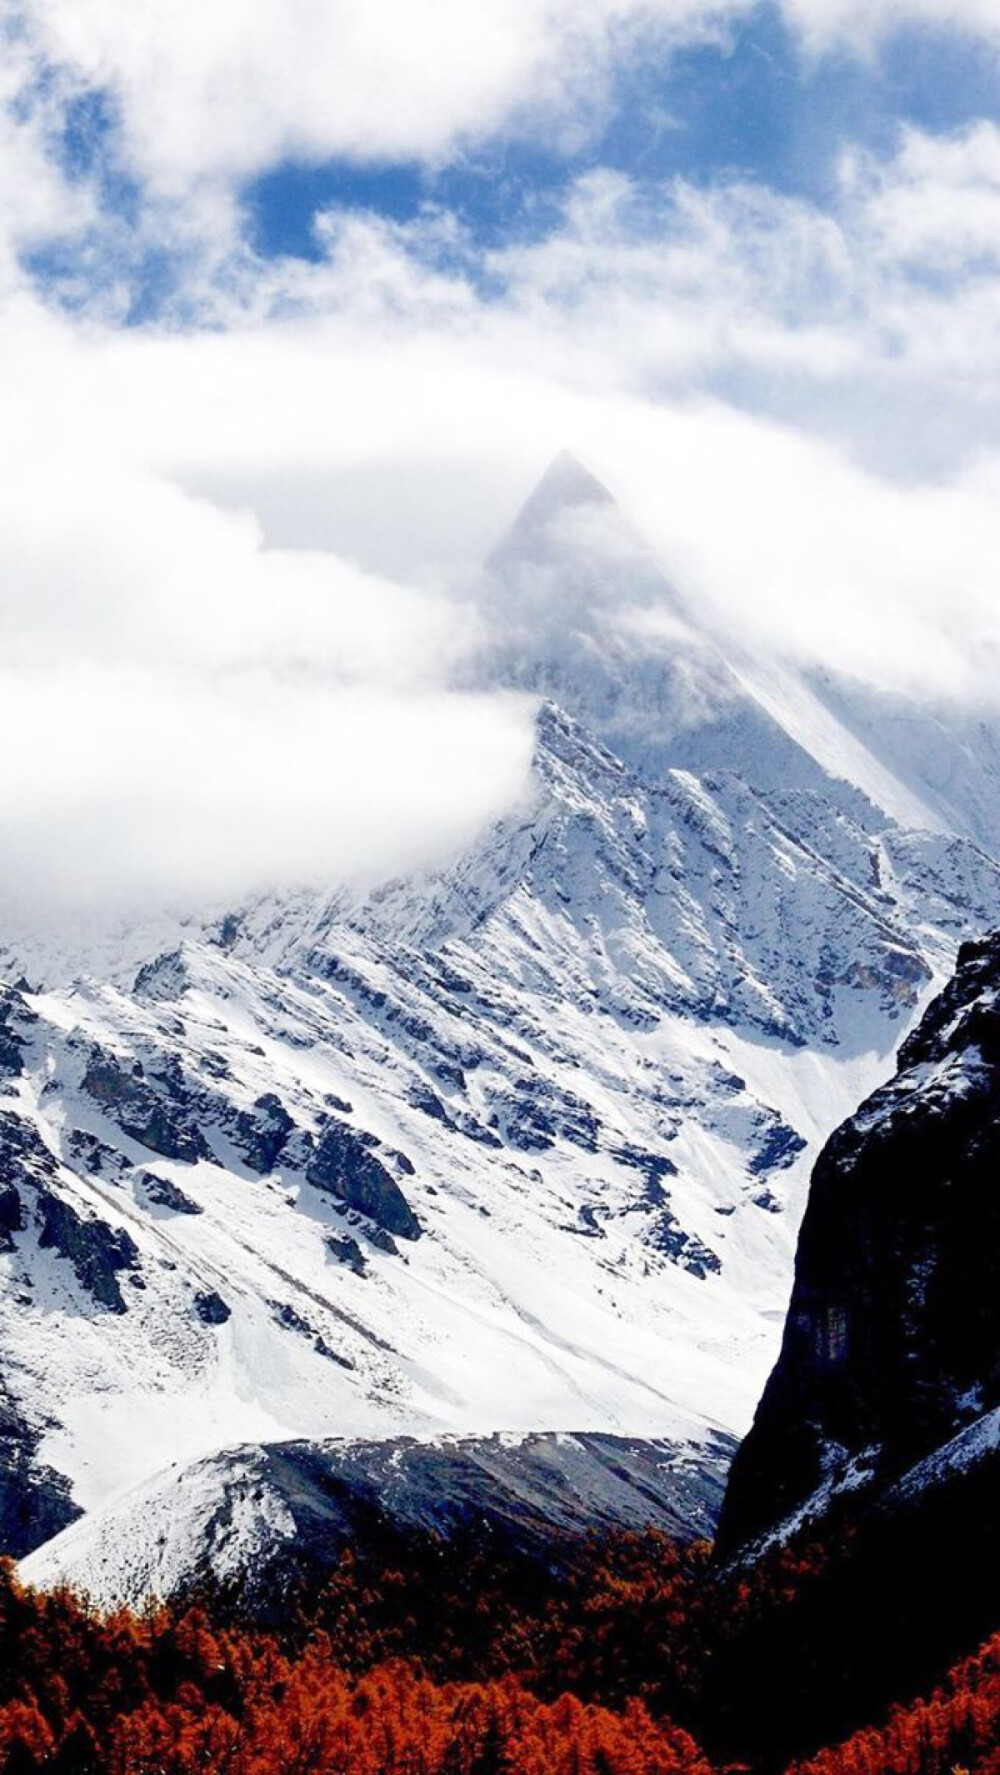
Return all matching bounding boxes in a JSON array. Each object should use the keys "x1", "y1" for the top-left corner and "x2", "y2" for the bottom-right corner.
[
  {"x1": 21, "y1": 1428, "x2": 734, "y2": 1611},
  {"x1": 7, "y1": 455, "x2": 1000, "y2": 1600}
]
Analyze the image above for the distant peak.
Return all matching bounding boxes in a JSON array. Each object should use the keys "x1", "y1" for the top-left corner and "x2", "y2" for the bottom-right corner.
[
  {"x1": 487, "y1": 452, "x2": 619, "y2": 574},
  {"x1": 504, "y1": 451, "x2": 614, "y2": 535},
  {"x1": 530, "y1": 450, "x2": 614, "y2": 510}
]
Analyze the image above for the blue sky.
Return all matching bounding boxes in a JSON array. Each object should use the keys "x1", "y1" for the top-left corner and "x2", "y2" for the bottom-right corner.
[
  {"x1": 10, "y1": 0, "x2": 996, "y2": 322},
  {"x1": 247, "y1": 5, "x2": 998, "y2": 265}
]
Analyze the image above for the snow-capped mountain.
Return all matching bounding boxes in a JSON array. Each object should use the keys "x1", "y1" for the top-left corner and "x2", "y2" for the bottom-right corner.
[
  {"x1": 7, "y1": 455, "x2": 1000, "y2": 1601},
  {"x1": 473, "y1": 452, "x2": 863, "y2": 801}
]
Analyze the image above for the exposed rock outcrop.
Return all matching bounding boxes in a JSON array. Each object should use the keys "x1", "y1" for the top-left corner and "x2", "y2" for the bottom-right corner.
[
  {"x1": 229, "y1": 1092, "x2": 295, "y2": 1175},
  {"x1": 718, "y1": 931, "x2": 1000, "y2": 1557},
  {"x1": 305, "y1": 1117, "x2": 421, "y2": 1241},
  {"x1": 138, "y1": 1172, "x2": 202, "y2": 1215},
  {"x1": 193, "y1": 1289, "x2": 231, "y2": 1326},
  {"x1": 706, "y1": 935, "x2": 1000, "y2": 1763},
  {"x1": 81, "y1": 1046, "x2": 212, "y2": 1164},
  {"x1": 0, "y1": 985, "x2": 35, "y2": 1079},
  {"x1": 38, "y1": 1192, "x2": 140, "y2": 1314},
  {"x1": 0, "y1": 1385, "x2": 80, "y2": 1559},
  {"x1": 0, "y1": 1183, "x2": 23, "y2": 1251}
]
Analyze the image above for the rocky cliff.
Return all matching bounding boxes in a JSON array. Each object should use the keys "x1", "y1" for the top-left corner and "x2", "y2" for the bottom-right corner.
[
  {"x1": 718, "y1": 930, "x2": 1000, "y2": 1556},
  {"x1": 710, "y1": 932, "x2": 1000, "y2": 1760}
]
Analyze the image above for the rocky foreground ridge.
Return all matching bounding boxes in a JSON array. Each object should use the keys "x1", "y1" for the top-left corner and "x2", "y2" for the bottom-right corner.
[
  {"x1": 713, "y1": 931, "x2": 1000, "y2": 1755},
  {"x1": 719, "y1": 929, "x2": 1000, "y2": 1555},
  {"x1": 20, "y1": 1428, "x2": 734, "y2": 1612}
]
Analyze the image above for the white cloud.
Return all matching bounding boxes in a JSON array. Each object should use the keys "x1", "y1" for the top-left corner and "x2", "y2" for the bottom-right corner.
[
  {"x1": 9, "y1": 0, "x2": 1000, "y2": 220},
  {"x1": 782, "y1": 0, "x2": 1000, "y2": 50},
  {"x1": 181, "y1": 117, "x2": 1000, "y2": 418},
  {"x1": 15, "y1": 0, "x2": 735, "y2": 195},
  {"x1": 0, "y1": 456, "x2": 477, "y2": 683},
  {"x1": 848, "y1": 122, "x2": 1000, "y2": 271},
  {"x1": 0, "y1": 363, "x2": 534, "y2": 930},
  {"x1": 0, "y1": 664, "x2": 531, "y2": 915},
  {"x1": 6, "y1": 143, "x2": 1000, "y2": 714},
  {"x1": 3, "y1": 65, "x2": 1000, "y2": 936}
]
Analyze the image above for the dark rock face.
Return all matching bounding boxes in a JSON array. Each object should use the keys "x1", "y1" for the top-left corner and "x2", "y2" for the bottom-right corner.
[
  {"x1": 646, "y1": 1208, "x2": 720, "y2": 1278},
  {"x1": 0, "y1": 1109, "x2": 56, "y2": 1188},
  {"x1": 138, "y1": 1173, "x2": 202, "y2": 1215},
  {"x1": 0, "y1": 1384, "x2": 80, "y2": 1559},
  {"x1": 81, "y1": 1047, "x2": 212, "y2": 1164},
  {"x1": 80, "y1": 1044, "x2": 298, "y2": 1179},
  {"x1": 746, "y1": 1118, "x2": 806, "y2": 1176},
  {"x1": 609, "y1": 1143, "x2": 678, "y2": 1187},
  {"x1": 305, "y1": 1117, "x2": 421, "y2": 1241},
  {"x1": 38, "y1": 1193, "x2": 140, "y2": 1314},
  {"x1": 326, "y1": 1233, "x2": 368, "y2": 1276},
  {"x1": 229, "y1": 1093, "x2": 295, "y2": 1175},
  {"x1": 0, "y1": 1110, "x2": 84, "y2": 1551},
  {"x1": 0, "y1": 1114, "x2": 61, "y2": 1270},
  {"x1": 486, "y1": 1078, "x2": 601, "y2": 1154},
  {"x1": 193, "y1": 1289, "x2": 231, "y2": 1325},
  {"x1": 717, "y1": 931, "x2": 1000, "y2": 1557},
  {"x1": 365, "y1": 1225, "x2": 399, "y2": 1256},
  {"x1": 0, "y1": 1183, "x2": 23, "y2": 1251},
  {"x1": 0, "y1": 985, "x2": 35, "y2": 1079},
  {"x1": 66, "y1": 1129, "x2": 132, "y2": 1181}
]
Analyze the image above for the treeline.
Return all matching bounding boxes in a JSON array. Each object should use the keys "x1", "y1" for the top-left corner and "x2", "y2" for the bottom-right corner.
[
  {"x1": 0, "y1": 1557, "x2": 708, "y2": 1774},
  {"x1": 794, "y1": 1633, "x2": 1000, "y2": 1775},
  {"x1": 4, "y1": 1531, "x2": 1000, "y2": 1773}
]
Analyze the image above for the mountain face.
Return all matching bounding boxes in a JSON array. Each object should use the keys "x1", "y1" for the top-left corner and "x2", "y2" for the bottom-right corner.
[
  {"x1": 5, "y1": 455, "x2": 1000, "y2": 1601},
  {"x1": 717, "y1": 929, "x2": 1000, "y2": 1558}
]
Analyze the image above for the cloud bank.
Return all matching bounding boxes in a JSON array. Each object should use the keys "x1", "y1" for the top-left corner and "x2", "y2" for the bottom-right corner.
[
  {"x1": 0, "y1": 428, "x2": 534, "y2": 937},
  {"x1": 1, "y1": 1, "x2": 999, "y2": 948}
]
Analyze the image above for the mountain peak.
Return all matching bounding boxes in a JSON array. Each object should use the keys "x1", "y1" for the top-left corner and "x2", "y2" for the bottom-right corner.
[
  {"x1": 522, "y1": 450, "x2": 614, "y2": 515},
  {"x1": 475, "y1": 455, "x2": 851, "y2": 797},
  {"x1": 488, "y1": 452, "x2": 617, "y2": 571}
]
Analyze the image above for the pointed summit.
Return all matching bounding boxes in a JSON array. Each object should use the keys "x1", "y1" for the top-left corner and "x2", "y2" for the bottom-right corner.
[
  {"x1": 486, "y1": 450, "x2": 643, "y2": 583},
  {"x1": 514, "y1": 450, "x2": 615, "y2": 525},
  {"x1": 475, "y1": 454, "x2": 850, "y2": 802},
  {"x1": 490, "y1": 452, "x2": 614, "y2": 566}
]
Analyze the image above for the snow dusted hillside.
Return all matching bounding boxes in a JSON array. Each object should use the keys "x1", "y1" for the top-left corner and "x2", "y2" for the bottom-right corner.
[
  {"x1": 7, "y1": 455, "x2": 1000, "y2": 1601},
  {"x1": 21, "y1": 1429, "x2": 734, "y2": 1611}
]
